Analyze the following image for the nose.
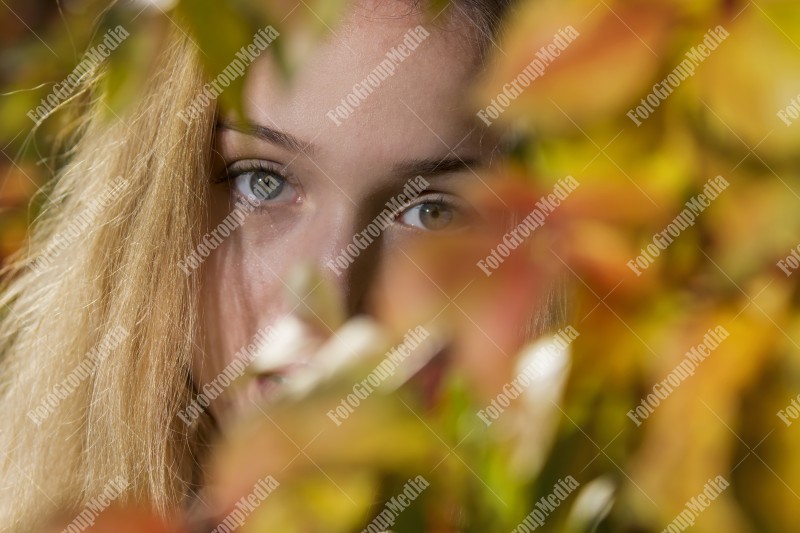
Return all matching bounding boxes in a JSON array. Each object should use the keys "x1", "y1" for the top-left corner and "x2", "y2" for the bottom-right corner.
[{"x1": 295, "y1": 203, "x2": 381, "y2": 319}]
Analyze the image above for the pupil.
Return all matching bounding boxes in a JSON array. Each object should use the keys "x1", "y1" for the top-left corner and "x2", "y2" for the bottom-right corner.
[
  {"x1": 251, "y1": 172, "x2": 283, "y2": 200},
  {"x1": 420, "y1": 203, "x2": 452, "y2": 230}
]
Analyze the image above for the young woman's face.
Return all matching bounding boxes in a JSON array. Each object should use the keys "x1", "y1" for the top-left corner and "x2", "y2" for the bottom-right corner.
[{"x1": 196, "y1": 2, "x2": 495, "y2": 417}]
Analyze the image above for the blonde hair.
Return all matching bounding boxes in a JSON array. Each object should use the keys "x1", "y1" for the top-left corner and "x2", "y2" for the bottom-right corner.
[{"x1": 0, "y1": 30, "x2": 215, "y2": 529}]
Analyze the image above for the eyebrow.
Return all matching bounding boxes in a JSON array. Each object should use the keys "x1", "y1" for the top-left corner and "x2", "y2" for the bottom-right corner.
[
  {"x1": 392, "y1": 155, "x2": 481, "y2": 178},
  {"x1": 218, "y1": 120, "x2": 481, "y2": 178},
  {"x1": 216, "y1": 120, "x2": 317, "y2": 155}
]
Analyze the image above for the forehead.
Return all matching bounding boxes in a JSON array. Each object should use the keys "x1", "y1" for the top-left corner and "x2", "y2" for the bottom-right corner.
[{"x1": 238, "y1": 1, "x2": 483, "y2": 162}]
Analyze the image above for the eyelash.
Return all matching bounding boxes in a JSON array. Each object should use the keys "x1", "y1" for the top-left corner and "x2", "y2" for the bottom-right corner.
[
  {"x1": 397, "y1": 193, "x2": 474, "y2": 232},
  {"x1": 215, "y1": 161, "x2": 472, "y2": 230},
  {"x1": 215, "y1": 160, "x2": 298, "y2": 213}
]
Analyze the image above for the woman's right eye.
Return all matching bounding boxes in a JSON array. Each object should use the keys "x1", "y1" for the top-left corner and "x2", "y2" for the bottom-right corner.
[{"x1": 228, "y1": 166, "x2": 299, "y2": 206}]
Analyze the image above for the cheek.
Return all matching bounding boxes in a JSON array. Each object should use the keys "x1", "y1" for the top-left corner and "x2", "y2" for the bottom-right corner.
[
  {"x1": 207, "y1": 183, "x2": 298, "y2": 243},
  {"x1": 200, "y1": 237, "x2": 287, "y2": 363},
  {"x1": 194, "y1": 224, "x2": 290, "y2": 418}
]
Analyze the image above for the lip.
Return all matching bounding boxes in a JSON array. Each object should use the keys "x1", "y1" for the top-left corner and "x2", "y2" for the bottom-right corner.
[
  {"x1": 250, "y1": 361, "x2": 310, "y2": 404},
  {"x1": 246, "y1": 323, "x2": 449, "y2": 408},
  {"x1": 250, "y1": 350, "x2": 450, "y2": 409},
  {"x1": 253, "y1": 372, "x2": 285, "y2": 402}
]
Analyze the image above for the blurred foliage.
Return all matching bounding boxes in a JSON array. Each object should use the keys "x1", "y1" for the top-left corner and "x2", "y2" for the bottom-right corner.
[{"x1": 3, "y1": 0, "x2": 800, "y2": 532}]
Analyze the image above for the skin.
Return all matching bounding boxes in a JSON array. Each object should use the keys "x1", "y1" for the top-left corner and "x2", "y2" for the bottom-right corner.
[{"x1": 195, "y1": 1, "x2": 499, "y2": 420}]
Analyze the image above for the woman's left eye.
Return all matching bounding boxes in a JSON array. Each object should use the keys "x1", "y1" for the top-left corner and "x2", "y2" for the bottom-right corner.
[{"x1": 399, "y1": 201, "x2": 466, "y2": 232}]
